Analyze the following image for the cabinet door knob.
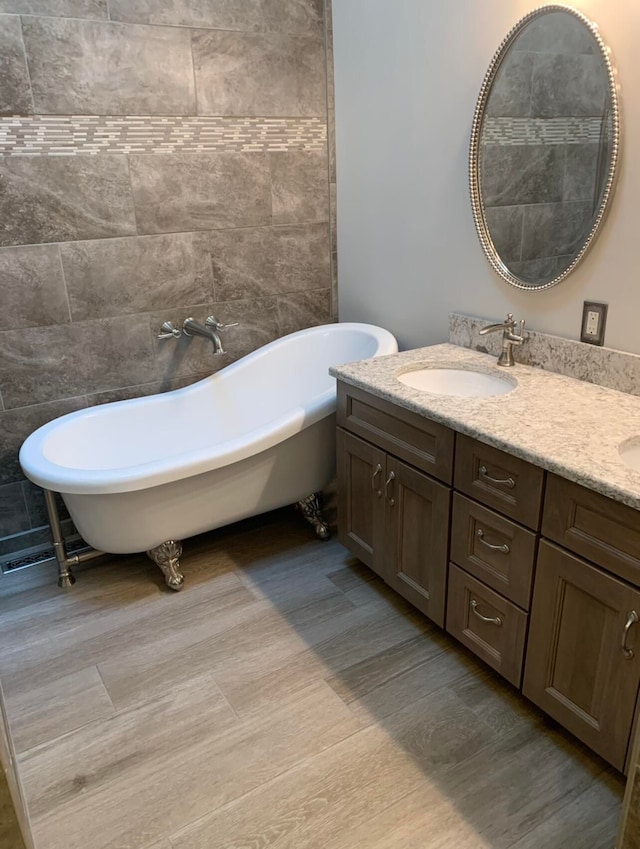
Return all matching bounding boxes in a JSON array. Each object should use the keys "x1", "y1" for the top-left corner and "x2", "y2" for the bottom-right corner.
[
  {"x1": 470, "y1": 599, "x2": 502, "y2": 627},
  {"x1": 476, "y1": 528, "x2": 510, "y2": 554},
  {"x1": 622, "y1": 610, "x2": 639, "y2": 659},
  {"x1": 479, "y1": 465, "x2": 515, "y2": 489},
  {"x1": 384, "y1": 471, "x2": 396, "y2": 507},
  {"x1": 371, "y1": 463, "x2": 383, "y2": 497}
]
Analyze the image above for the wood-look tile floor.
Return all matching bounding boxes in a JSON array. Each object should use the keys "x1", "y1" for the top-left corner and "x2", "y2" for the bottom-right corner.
[{"x1": 0, "y1": 508, "x2": 625, "y2": 849}]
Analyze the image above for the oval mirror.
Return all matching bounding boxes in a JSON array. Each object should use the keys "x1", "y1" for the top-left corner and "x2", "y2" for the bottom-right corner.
[{"x1": 469, "y1": 5, "x2": 620, "y2": 291}]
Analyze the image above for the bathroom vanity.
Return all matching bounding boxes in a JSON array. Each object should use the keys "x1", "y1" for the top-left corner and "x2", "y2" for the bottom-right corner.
[{"x1": 333, "y1": 342, "x2": 640, "y2": 773}]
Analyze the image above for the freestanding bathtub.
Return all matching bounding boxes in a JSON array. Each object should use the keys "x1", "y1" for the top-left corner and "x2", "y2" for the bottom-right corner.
[{"x1": 20, "y1": 322, "x2": 398, "y2": 589}]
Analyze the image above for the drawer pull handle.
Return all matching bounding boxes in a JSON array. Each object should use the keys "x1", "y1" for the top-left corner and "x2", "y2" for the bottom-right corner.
[
  {"x1": 622, "y1": 610, "x2": 639, "y2": 659},
  {"x1": 385, "y1": 471, "x2": 396, "y2": 507},
  {"x1": 371, "y1": 463, "x2": 383, "y2": 497},
  {"x1": 470, "y1": 599, "x2": 502, "y2": 627},
  {"x1": 479, "y1": 465, "x2": 515, "y2": 489},
  {"x1": 476, "y1": 528, "x2": 510, "y2": 554}
]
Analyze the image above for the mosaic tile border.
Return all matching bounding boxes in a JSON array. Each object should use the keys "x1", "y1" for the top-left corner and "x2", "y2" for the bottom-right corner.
[
  {"x1": 482, "y1": 116, "x2": 605, "y2": 146},
  {"x1": 0, "y1": 116, "x2": 327, "y2": 156}
]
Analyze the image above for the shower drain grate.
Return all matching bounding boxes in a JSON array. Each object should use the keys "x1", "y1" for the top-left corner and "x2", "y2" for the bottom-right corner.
[{"x1": 1, "y1": 539, "x2": 89, "y2": 574}]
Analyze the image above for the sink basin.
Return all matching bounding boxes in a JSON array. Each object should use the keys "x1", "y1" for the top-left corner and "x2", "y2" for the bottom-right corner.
[
  {"x1": 397, "y1": 367, "x2": 516, "y2": 398},
  {"x1": 619, "y1": 439, "x2": 640, "y2": 473}
]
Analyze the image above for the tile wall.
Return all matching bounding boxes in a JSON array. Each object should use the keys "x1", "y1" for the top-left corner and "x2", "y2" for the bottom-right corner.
[{"x1": 0, "y1": 0, "x2": 337, "y2": 558}]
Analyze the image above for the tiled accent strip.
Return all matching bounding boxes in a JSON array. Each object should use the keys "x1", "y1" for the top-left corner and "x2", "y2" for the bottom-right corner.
[
  {"x1": 0, "y1": 116, "x2": 327, "y2": 156},
  {"x1": 482, "y1": 116, "x2": 604, "y2": 146}
]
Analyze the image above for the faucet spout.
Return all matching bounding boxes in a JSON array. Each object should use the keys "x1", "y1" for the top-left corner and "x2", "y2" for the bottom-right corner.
[
  {"x1": 182, "y1": 318, "x2": 225, "y2": 354},
  {"x1": 478, "y1": 313, "x2": 526, "y2": 367}
]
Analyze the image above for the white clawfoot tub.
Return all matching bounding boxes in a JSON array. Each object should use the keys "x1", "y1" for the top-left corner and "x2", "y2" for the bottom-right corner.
[{"x1": 20, "y1": 322, "x2": 398, "y2": 589}]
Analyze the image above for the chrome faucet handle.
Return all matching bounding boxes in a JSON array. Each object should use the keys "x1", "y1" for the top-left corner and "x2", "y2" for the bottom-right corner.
[
  {"x1": 206, "y1": 315, "x2": 239, "y2": 331},
  {"x1": 157, "y1": 321, "x2": 181, "y2": 340}
]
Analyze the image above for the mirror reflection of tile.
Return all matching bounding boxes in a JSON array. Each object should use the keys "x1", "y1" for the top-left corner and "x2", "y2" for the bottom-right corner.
[{"x1": 480, "y1": 11, "x2": 611, "y2": 286}]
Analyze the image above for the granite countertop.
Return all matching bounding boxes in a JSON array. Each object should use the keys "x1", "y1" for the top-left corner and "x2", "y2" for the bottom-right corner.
[{"x1": 331, "y1": 343, "x2": 640, "y2": 511}]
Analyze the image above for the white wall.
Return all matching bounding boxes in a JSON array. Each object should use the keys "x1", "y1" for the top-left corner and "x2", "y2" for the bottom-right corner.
[{"x1": 333, "y1": 0, "x2": 639, "y2": 352}]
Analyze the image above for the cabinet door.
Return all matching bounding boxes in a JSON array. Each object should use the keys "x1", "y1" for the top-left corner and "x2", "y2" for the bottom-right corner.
[
  {"x1": 337, "y1": 429, "x2": 386, "y2": 575},
  {"x1": 523, "y1": 540, "x2": 640, "y2": 771},
  {"x1": 385, "y1": 457, "x2": 451, "y2": 627}
]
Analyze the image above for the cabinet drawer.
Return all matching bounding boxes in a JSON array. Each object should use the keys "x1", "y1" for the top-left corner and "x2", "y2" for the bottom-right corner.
[
  {"x1": 454, "y1": 434, "x2": 544, "y2": 530},
  {"x1": 451, "y1": 493, "x2": 537, "y2": 609},
  {"x1": 337, "y1": 382, "x2": 454, "y2": 484},
  {"x1": 543, "y1": 474, "x2": 640, "y2": 587},
  {"x1": 446, "y1": 564, "x2": 528, "y2": 687}
]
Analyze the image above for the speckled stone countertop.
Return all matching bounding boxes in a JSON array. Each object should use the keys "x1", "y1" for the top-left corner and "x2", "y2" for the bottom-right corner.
[{"x1": 331, "y1": 343, "x2": 640, "y2": 511}]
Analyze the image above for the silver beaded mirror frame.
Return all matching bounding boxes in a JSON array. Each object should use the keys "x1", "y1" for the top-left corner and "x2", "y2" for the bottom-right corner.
[{"x1": 469, "y1": 5, "x2": 620, "y2": 292}]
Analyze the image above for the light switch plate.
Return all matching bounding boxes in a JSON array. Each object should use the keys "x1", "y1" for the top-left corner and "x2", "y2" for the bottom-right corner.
[{"x1": 580, "y1": 301, "x2": 608, "y2": 346}]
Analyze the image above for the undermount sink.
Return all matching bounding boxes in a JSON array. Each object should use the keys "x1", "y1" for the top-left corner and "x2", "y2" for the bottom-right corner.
[
  {"x1": 618, "y1": 439, "x2": 640, "y2": 473},
  {"x1": 397, "y1": 367, "x2": 516, "y2": 398}
]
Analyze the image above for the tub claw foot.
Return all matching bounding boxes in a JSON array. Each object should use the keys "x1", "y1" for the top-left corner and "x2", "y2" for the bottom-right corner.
[
  {"x1": 147, "y1": 540, "x2": 184, "y2": 591},
  {"x1": 296, "y1": 493, "x2": 330, "y2": 541}
]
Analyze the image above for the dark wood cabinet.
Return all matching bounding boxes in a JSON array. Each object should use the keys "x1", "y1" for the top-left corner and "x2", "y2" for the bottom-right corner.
[
  {"x1": 523, "y1": 540, "x2": 640, "y2": 771},
  {"x1": 336, "y1": 379, "x2": 640, "y2": 771},
  {"x1": 337, "y1": 428, "x2": 451, "y2": 626},
  {"x1": 337, "y1": 429, "x2": 386, "y2": 574},
  {"x1": 384, "y1": 457, "x2": 451, "y2": 626}
]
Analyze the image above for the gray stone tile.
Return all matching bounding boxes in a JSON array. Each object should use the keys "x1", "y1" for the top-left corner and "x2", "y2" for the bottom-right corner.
[
  {"x1": 521, "y1": 200, "x2": 593, "y2": 261},
  {"x1": 129, "y1": 153, "x2": 271, "y2": 235},
  {"x1": 0, "y1": 0, "x2": 107, "y2": 17},
  {"x1": 0, "y1": 156, "x2": 136, "y2": 247},
  {"x1": 277, "y1": 289, "x2": 330, "y2": 335},
  {"x1": 108, "y1": 0, "x2": 265, "y2": 29},
  {"x1": 515, "y1": 11, "x2": 597, "y2": 56},
  {"x1": 564, "y1": 143, "x2": 600, "y2": 202},
  {"x1": 270, "y1": 150, "x2": 329, "y2": 224},
  {"x1": 485, "y1": 51, "x2": 533, "y2": 119},
  {"x1": 201, "y1": 223, "x2": 330, "y2": 301},
  {"x1": 109, "y1": 0, "x2": 323, "y2": 35},
  {"x1": 0, "y1": 244, "x2": 70, "y2": 331},
  {"x1": 324, "y1": 0, "x2": 332, "y2": 35},
  {"x1": 22, "y1": 17, "x2": 195, "y2": 115},
  {"x1": 0, "y1": 15, "x2": 32, "y2": 115},
  {"x1": 0, "y1": 398, "x2": 87, "y2": 485},
  {"x1": 192, "y1": 30, "x2": 325, "y2": 116},
  {"x1": 261, "y1": 0, "x2": 323, "y2": 37},
  {"x1": 531, "y1": 53, "x2": 607, "y2": 118},
  {"x1": 330, "y1": 182, "x2": 337, "y2": 318},
  {"x1": 480, "y1": 144, "x2": 564, "y2": 206},
  {"x1": 483, "y1": 205, "x2": 523, "y2": 265},
  {"x1": 0, "y1": 523, "x2": 47, "y2": 555},
  {"x1": 22, "y1": 481, "x2": 69, "y2": 529},
  {"x1": 60, "y1": 233, "x2": 214, "y2": 321},
  {"x1": 0, "y1": 315, "x2": 157, "y2": 410},
  {"x1": 326, "y1": 22, "x2": 336, "y2": 182},
  {"x1": 0, "y1": 482, "x2": 29, "y2": 537}
]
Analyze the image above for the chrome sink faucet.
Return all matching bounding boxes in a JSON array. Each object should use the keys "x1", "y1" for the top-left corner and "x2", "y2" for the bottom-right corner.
[{"x1": 479, "y1": 313, "x2": 526, "y2": 367}]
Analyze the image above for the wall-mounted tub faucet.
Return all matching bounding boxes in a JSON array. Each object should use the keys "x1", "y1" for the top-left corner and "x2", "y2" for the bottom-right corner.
[
  {"x1": 479, "y1": 313, "x2": 526, "y2": 367},
  {"x1": 182, "y1": 315, "x2": 238, "y2": 355}
]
